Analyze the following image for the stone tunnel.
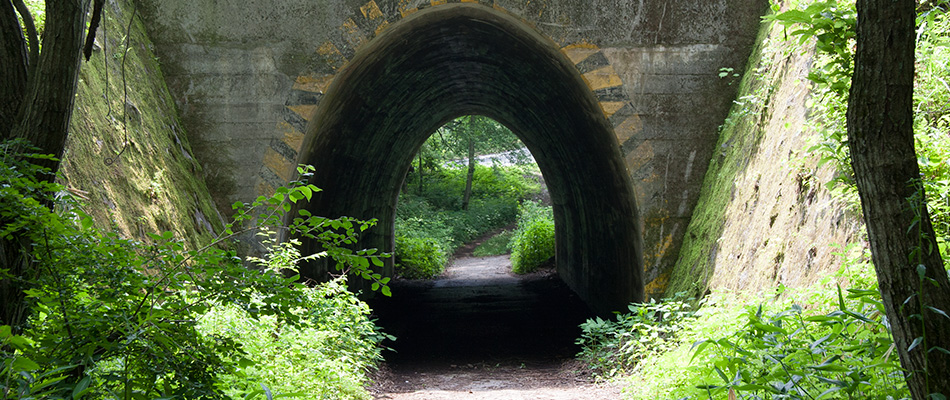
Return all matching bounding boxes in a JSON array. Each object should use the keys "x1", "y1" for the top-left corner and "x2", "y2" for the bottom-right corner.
[{"x1": 136, "y1": 0, "x2": 768, "y2": 314}]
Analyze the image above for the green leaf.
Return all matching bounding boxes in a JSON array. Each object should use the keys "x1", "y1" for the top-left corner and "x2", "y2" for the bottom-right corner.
[
  {"x1": 837, "y1": 284, "x2": 847, "y2": 311},
  {"x1": 810, "y1": 363, "x2": 850, "y2": 373},
  {"x1": 926, "y1": 306, "x2": 949, "y2": 319},
  {"x1": 381, "y1": 286, "x2": 392, "y2": 297},
  {"x1": 909, "y1": 336, "x2": 924, "y2": 352},
  {"x1": 299, "y1": 186, "x2": 313, "y2": 201},
  {"x1": 72, "y1": 376, "x2": 92, "y2": 399},
  {"x1": 11, "y1": 356, "x2": 40, "y2": 371}
]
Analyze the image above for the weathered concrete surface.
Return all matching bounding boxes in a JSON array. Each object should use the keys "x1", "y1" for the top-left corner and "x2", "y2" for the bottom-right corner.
[
  {"x1": 665, "y1": 16, "x2": 867, "y2": 299},
  {"x1": 136, "y1": 0, "x2": 768, "y2": 311}
]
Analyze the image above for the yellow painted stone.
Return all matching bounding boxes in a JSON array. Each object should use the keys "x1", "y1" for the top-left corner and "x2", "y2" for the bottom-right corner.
[
  {"x1": 399, "y1": 5, "x2": 418, "y2": 17},
  {"x1": 360, "y1": 1, "x2": 384, "y2": 19},
  {"x1": 560, "y1": 42, "x2": 599, "y2": 65},
  {"x1": 287, "y1": 105, "x2": 318, "y2": 122},
  {"x1": 317, "y1": 41, "x2": 342, "y2": 57},
  {"x1": 431, "y1": 0, "x2": 448, "y2": 5},
  {"x1": 277, "y1": 121, "x2": 305, "y2": 152},
  {"x1": 292, "y1": 75, "x2": 334, "y2": 93},
  {"x1": 613, "y1": 114, "x2": 641, "y2": 144},
  {"x1": 583, "y1": 65, "x2": 623, "y2": 91},
  {"x1": 342, "y1": 18, "x2": 366, "y2": 49},
  {"x1": 625, "y1": 140, "x2": 653, "y2": 171},
  {"x1": 599, "y1": 101, "x2": 626, "y2": 118},
  {"x1": 263, "y1": 148, "x2": 295, "y2": 183},
  {"x1": 374, "y1": 20, "x2": 391, "y2": 36},
  {"x1": 256, "y1": 179, "x2": 275, "y2": 197},
  {"x1": 643, "y1": 273, "x2": 670, "y2": 298}
]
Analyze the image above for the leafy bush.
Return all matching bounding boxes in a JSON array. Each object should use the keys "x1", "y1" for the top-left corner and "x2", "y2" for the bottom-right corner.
[
  {"x1": 0, "y1": 149, "x2": 389, "y2": 399},
  {"x1": 687, "y1": 287, "x2": 906, "y2": 400},
  {"x1": 394, "y1": 235, "x2": 448, "y2": 279},
  {"x1": 200, "y1": 276, "x2": 389, "y2": 400},
  {"x1": 394, "y1": 198, "x2": 453, "y2": 278},
  {"x1": 409, "y1": 164, "x2": 539, "y2": 211},
  {"x1": 509, "y1": 200, "x2": 555, "y2": 274},
  {"x1": 394, "y1": 164, "x2": 539, "y2": 278},
  {"x1": 576, "y1": 294, "x2": 697, "y2": 377}
]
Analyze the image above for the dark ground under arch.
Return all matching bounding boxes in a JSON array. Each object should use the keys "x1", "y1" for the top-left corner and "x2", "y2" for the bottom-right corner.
[{"x1": 296, "y1": 3, "x2": 643, "y2": 315}]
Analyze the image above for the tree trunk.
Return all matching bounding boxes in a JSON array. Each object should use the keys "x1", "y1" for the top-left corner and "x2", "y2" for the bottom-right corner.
[
  {"x1": 847, "y1": 0, "x2": 950, "y2": 397},
  {"x1": 462, "y1": 136, "x2": 475, "y2": 211},
  {"x1": 0, "y1": 0, "x2": 28, "y2": 135},
  {"x1": 0, "y1": 0, "x2": 90, "y2": 329},
  {"x1": 13, "y1": 0, "x2": 89, "y2": 174}
]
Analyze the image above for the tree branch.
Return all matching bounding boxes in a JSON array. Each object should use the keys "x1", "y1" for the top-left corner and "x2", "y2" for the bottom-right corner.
[
  {"x1": 82, "y1": 0, "x2": 103, "y2": 61},
  {"x1": 10, "y1": 0, "x2": 37, "y2": 76}
]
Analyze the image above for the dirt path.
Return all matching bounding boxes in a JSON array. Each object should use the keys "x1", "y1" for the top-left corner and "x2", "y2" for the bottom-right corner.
[{"x1": 368, "y1": 249, "x2": 623, "y2": 399}]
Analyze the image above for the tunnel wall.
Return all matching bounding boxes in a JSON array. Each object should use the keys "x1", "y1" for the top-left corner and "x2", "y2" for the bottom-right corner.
[{"x1": 136, "y1": 0, "x2": 768, "y2": 301}]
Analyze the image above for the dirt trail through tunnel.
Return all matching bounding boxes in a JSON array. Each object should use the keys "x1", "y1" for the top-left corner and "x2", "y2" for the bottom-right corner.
[{"x1": 368, "y1": 246, "x2": 623, "y2": 399}]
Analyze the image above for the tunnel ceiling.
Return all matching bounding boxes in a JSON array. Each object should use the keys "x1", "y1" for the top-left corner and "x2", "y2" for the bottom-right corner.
[{"x1": 296, "y1": 3, "x2": 643, "y2": 314}]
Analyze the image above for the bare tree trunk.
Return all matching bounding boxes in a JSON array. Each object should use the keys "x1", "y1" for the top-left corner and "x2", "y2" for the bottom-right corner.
[
  {"x1": 0, "y1": 0, "x2": 28, "y2": 135},
  {"x1": 462, "y1": 136, "x2": 475, "y2": 211},
  {"x1": 847, "y1": 0, "x2": 950, "y2": 397},
  {"x1": 0, "y1": 0, "x2": 90, "y2": 328},
  {"x1": 13, "y1": 0, "x2": 89, "y2": 174}
]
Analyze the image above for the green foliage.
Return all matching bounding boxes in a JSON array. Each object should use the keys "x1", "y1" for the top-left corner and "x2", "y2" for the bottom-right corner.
[
  {"x1": 408, "y1": 164, "x2": 538, "y2": 211},
  {"x1": 199, "y1": 277, "x2": 390, "y2": 400},
  {"x1": 472, "y1": 230, "x2": 513, "y2": 257},
  {"x1": 612, "y1": 250, "x2": 911, "y2": 399},
  {"x1": 768, "y1": 0, "x2": 857, "y2": 186},
  {"x1": 576, "y1": 294, "x2": 697, "y2": 378},
  {"x1": 394, "y1": 235, "x2": 449, "y2": 279},
  {"x1": 394, "y1": 164, "x2": 540, "y2": 278},
  {"x1": 422, "y1": 115, "x2": 525, "y2": 163},
  {"x1": 0, "y1": 148, "x2": 389, "y2": 399},
  {"x1": 509, "y1": 201, "x2": 554, "y2": 274},
  {"x1": 687, "y1": 287, "x2": 906, "y2": 400}
]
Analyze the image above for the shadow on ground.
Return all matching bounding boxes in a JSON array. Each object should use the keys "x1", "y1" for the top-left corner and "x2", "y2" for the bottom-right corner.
[{"x1": 367, "y1": 256, "x2": 595, "y2": 368}]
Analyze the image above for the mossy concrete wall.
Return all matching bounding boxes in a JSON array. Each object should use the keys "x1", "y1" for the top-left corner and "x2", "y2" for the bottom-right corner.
[
  {"x1": 61, "y1": 0, "x2": 222, "y2": 248},
  {"x1": 135, "y1": 0, "x2": 768, "y2": 303},
  {"x1": 666, "y1": 9, "x2": 866, "y2": 299}
]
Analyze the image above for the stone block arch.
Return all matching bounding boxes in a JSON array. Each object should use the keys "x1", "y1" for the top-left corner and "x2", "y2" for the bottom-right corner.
[{"x1": 294, "y1": 3, "x2": 643, "y2": 314}]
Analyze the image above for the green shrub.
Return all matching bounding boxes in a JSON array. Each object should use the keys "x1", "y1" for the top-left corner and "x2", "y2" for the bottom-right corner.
[
  {"x1": 393, "y1": 201, "x2": 453, "y2": 278},
  {"x1": 200, "y1": 277, "x2": 389, "y2": 400},
  {"x1": 509, "y1": 200, "x2": 555, "y2": 274},
  {"x1": 394, "y1": 235, "x2": 448, "y2": 279},
  {"x1": 576, "y1": 294, "x2": 697, "y2": 378},
  {"x1": 0, "y1": 151, "x2": 389, "y2": 399},
  {"x1": 409, "y1": 164, "x2": 540, "y2": 211},
  {"x1": 686, "y1": 287, "x2": 906, "y2": 400},
  {"x1": 394, "y1": 165, "x2": 535, "y2": 278}
]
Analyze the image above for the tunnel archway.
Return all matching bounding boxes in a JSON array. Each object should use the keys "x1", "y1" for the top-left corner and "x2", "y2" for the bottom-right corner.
[{"x1": 296, "y1": 3, "x2": 643, "y2": 315}]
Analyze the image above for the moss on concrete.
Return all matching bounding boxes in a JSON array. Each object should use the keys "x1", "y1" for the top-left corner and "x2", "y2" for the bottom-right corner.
[
  {"x1": 60, "y1": 0, "x2": 222, "y2": 248},
  {"x1": 665, "y1": 3, "x2": 867, "y2": 300},
  {"x1": 664, "y1": 20, "x2": 780, "y2": 299}
]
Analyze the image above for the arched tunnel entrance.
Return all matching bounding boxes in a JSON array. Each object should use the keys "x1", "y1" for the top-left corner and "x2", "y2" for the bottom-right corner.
[
  {"x1": 298, "y1": 4, "x2": 643, "y2": 362},
  {"x1": 297, "y1": 3, "x2": 643, "y2": 318}
]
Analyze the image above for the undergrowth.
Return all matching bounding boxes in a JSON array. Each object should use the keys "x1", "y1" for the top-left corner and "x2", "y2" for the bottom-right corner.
[
  {"x1": 0, "y1": 150, "x2": 390, "y2": 399},
  {"x1": 395, "y1": 163, "x2": 540, "y2": 278},
  {"x1": 509, "y1": 200, "x2": 555, "y2": 274},
  {"x1": 581, "y1": 246, "x2": 908, "y2": 399}
]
